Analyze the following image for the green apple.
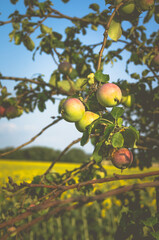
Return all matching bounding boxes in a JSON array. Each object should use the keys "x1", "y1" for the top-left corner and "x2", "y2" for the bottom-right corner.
[
  {"x1": 136, "y1": 0, "x2": 154, "y2": 11},
  {"x1": 96, "y1": 83, "x2": 122, "y2": 107},
  {"x1": 61, "y1": 98, "x2": 85, "y2": 122},
  {"x1": 111, "y1": 148, "x2": 133, "y2": 169},
  {"x1": 115, "y1": 0, "x2": 136, "y2": 15},
  {"x1": 108, "y1": 18, "x2": 122, "y2": 41},
  {"x1": 58, "y1": 61, "x2": 72, "y2": 75},
  {"x1": 121, "y1": 94, "x2": 135, "y2": 107},
  {"x1": 75, "y1": 111, "x2": 99, "y2": 132}
]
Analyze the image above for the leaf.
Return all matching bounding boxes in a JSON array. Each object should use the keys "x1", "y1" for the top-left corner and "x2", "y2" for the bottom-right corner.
[
  {"x1": 57, "y1": 80, "x2": 74, "y2": 92},
  {"x1": 142, "y1": 69, "x2": 149, "y2": 77},
  {"x1": 89, "y1": 3, "x2": 100, "y2": 13},
  {"x1": 151, "y1": 231, "x2": 159, "y2": 240},
  {"x1": 112, "y1": 132, "x2": 124, "y2": 148},
  {"x1": 130, "y1": 73, "x2": 140, "y2": 79},
  {"x1": 40, "y1": 24, "x2": 52, "y2": 34},
  {"x1": 122, "y1": 126, "x2": 139, "y2": 148},
  {"x1": 142, "y1": 216, "x2": 158, "y2": 227},
  {"x1": 92, "y1": 140, "x2": 104, "y2": 162},
  {"x1": 108, "y1": 18, "x2": 122, "y2": 41},
  {"x1": 95, "y1": 70, "x2": 110, "y2": 83},
  {"x1": 80, "y1": 130, "x2": 90, "y2": 146},
  {"x1": 117, "y1": 117, "x2": 123, "y2": 127},
  {"x1": 111, "y1": 107, "x2": 124, "y2": 120},
  {"x1": 23, "y1": 34, "x2": 35, "y2": 51}
]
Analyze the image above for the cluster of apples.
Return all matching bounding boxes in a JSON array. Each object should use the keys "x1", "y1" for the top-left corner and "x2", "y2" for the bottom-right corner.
[
  {"x1": 0, "y1": 105, "x2": 23, "y2": 119},
  {"x1": 60, "y1": 82, "x2": 133, "y2": 169}
]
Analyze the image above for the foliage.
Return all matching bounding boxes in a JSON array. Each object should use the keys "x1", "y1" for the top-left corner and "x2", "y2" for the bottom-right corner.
[{"x1": 0, "y1": 0, "x2": 159, "y2": 238}]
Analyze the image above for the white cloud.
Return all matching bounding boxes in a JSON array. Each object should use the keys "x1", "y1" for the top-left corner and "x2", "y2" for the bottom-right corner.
[{"x1": 0, "y1": 122, "x2": 17, "y2": 133}]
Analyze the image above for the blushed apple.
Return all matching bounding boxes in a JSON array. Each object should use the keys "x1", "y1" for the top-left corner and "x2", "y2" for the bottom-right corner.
[
  {"x1": 0, "y1": 106, "x2": 5, "y2": 117},
  {"x1": 96, "y1": 83, "x2": 122, "y2": 107},
  {"x1": 58, "y1": 61, "x2": 72, "y2": 75},
  {"x1": 5, "y1": 106, "x2": 23, "y2": 119},
  {"x1": 137, "y1": 0, "x2": 154, "y2": 11},
  {"x1": 75, "y1": 111, "x2": 99, "y2": 132},
  {"x1": 153, "y1": 54, "x2": 159, "y2": 66},
  {"x1": 61, "y1": 98, "x2": 85, "y2": 122},
  {"x1": 111, "y1": 148, "x2": 133, "y2": 169}
]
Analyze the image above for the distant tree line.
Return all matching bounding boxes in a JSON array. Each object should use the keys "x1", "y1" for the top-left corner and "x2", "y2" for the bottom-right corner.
[{"x1": 0, "y1": 146, "x2": 90, "y2": 163}]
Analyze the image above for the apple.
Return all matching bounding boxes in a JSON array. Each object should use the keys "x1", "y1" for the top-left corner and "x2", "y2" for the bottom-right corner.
[
  {"x1": 111, "y1": 148, "x2": 133, "y2": 169},
  {"x1": 0, "y1": 106, "x2": 5, "y2": 117},
  {"x1": 136, "y1": 0, "x2": 154, "y2": 11},
  {"x1": 115, "y1": 0, "x2": 136, "y2": 15},
  {"x1": 5, "y1": 106, "x2": 23, "y2": 119},
  {"x1": 61, "y1": 98, "x2": 85, "y2": 122},
  {"x1": 96, "y1": 83, "x2": 122, "y2": 107},
  {"x1": 58, "y1": 61, "x2": 72, "y2": 75},
  {"x1": 121, "y1": 94, "x2": 135, "y2": 107},
  {"x1": 75, "y1": 111, "x2": 99, "y2": 132},
  {"x1": 152, "y1": 54, "x2": 159, "y2": 66}
]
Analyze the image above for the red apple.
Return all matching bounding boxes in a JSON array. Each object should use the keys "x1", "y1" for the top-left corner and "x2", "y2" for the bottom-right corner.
[
  {"x1": 58, "y1": 61, "x2": 72, "y2": 75},
  {"x1": 5, "y1": 106, "x2": 23, "y2": 119},
  {"x1": 0, "y1": 106, "x2": 5, "y2": 117},
  {"x1": 96, "y1": 83, "x2": 122, "y2": 107},
  {"x1": 75, "y1": 111, "x2": 99, "y2": 132},
  {"x1": 137, "y1": 0, "x2": 154, "y2": 11},
  {"x1": 111, "y1": 148, "x2": 133, "y2": 169},
  {"x1": 61, "y1": 98, "x2": 85, "y2": 122}
]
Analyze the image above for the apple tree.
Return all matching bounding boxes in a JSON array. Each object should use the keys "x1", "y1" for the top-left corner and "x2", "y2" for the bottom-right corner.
[{"x1": 0, "y1": 0, "x2": 159, "y2": 239}]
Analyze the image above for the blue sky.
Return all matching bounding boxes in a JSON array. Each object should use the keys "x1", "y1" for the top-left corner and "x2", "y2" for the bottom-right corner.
[{"x1": 0, "y1": 0, "x2": 158, "y2": 154}]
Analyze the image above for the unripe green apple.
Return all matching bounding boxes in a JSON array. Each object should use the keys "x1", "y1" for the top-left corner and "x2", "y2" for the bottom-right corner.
[
  {"x1": 75, "y1": 111, "x2": 99, "y2": 132},
  {"x1": 61, "y1": 98, "x2": 85, "y2": 122},
  {"x1": 115, "y1": 0, "x2": 136, "y2": 15},
  {"x1": 111, "y1": 148, "x2": 133, "y2": 169},
  {"x1": 58, "y1": 61, "x2": 72, "y2": 75},
  {"x1": 136, "y1": 0, "x2": 154, "y2": 11},
  {"x1": 96, "y1": 83, "x2": 122, "y2": 107},
  {"x1": 121, "y1": 94, "x2": 135, "y2": 107},
  {"x1": 0, "y1": 106, "x2": 5, "y2": 117}
]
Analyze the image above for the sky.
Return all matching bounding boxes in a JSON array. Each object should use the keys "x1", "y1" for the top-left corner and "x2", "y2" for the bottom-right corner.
[{"x1": 0, "y1": 0, "x2": 158, "y2": 154}]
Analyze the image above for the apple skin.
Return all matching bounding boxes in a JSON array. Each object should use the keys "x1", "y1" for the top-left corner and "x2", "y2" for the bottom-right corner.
[
  {"x1": 121, "y1": 94, "x2": 135, "y2": 107},
  {"x1": 153, "y1": 54, "x2": 159, "y2": 66},
  {"x1": 75, "y1": 111, "x2": 99, "y2": 132},
  {"x1": 0, "y1": 106, "x2": 5, "y2": 117},
  {"x1": 5, "y1": 106, "x2": 23, "y2": 119},
  {"x1": 111, "y1": 148, "x2": 133, "y2": 169},
  {"x1": 58, "y1": 61, "x2": 72, "y2": 75},
  {"x1": 115, "y1": 0, "x2": 136, "y2": 15},
  {"x1": 96, "y1": 83, "x2": 122, "y2": 107},
  {"x1": 61, "y1": 98, "x2": 85, "y2": 122},
  {"x1": 137, "y1": 0, "x2": 154, "y2": 11}
]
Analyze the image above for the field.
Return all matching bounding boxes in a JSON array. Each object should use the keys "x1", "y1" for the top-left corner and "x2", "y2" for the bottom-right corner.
[
  {"x1": 1, "y1": 160, "x2": 159, "y2": 240},
  {"x1": 1, "y1": 159, "x2": 158, "y2": 185}
]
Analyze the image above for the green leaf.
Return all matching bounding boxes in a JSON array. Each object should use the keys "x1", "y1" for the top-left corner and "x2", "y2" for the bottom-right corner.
[
  {"x1": 142, "y1": 216, "x2": 158, "y2": 227},
  {"x1": 142, "y1": 69, "x2": 149, "y2": 77},
  {"x1": 111, "y1": 107, "x2": 124, "y2": 120},
  {"x1": 40, "y1": 24, "x2": 52, "y2": 34},
  {"x1": 95, "y1": 70, "x2": 109, "y2": 83},
  {"x1": 112, "y1": 132, "x2": 124, "y2": 148},
  {"x1": 23, "y1": 35, "x2": 35, "y2": 51},
  {"x1": 92, "y1": 140, "x2": 104, "y2": 162},
  {"x1": 80, "y1": 130, "x2": 90, "y2": 146},
  {"x1": 117, "y1": 117, "x2": 123, "y2": 127},
  {"x1": 122, "y1": 126, "x2": 139, "y2": 148},
  {"x1": 89, "y1": 3, "x2": 100, "y2": 13},
  {"x1": 130, "y1": 73, "x2": 140, "y2": 79},
  {"x1": 151, "y1": 231, "x2": 159, "y2": 240}
]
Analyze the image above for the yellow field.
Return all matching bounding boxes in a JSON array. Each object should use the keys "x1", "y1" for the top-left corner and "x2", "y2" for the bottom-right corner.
[{"x1": 0, "y1": 159, "x2": 158, "y2": 186}]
